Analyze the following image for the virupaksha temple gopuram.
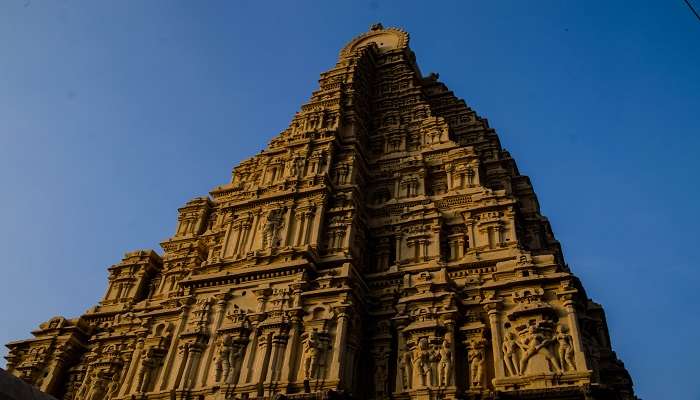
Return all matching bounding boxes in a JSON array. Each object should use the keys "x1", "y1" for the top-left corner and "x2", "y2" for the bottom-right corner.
[{"x1": 4, "y1": 25, "x2": 636, "y2": 400}]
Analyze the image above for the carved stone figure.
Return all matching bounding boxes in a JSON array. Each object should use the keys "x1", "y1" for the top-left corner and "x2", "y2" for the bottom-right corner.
[
  {"x1": 411, "y1": 338, "x2": 431, "y2": 388},
  {"x1": 262, "y1": 209, "x2": 285, "y2": 250},
  {"x1": 556, "y1": 325, "x2": 577, "y2": 372},
  {"x1": 303, "y1": 329, "x2": 321, "y2": 380},
  {"x1": 503, "y1": 331, "x2": 520, "y2": 376},
  {"x1": 215, "y1": 335, "x2": 232, "y2": 383},
  {"x1": 468, "y1": 346, "x2": 485, "y2": 388},
  {"x1": 437, "y1": 337, "x2": 452, "y2": 386},
  {"x1": 518, "y1": 325, "x2": 561, "y2": 374}
]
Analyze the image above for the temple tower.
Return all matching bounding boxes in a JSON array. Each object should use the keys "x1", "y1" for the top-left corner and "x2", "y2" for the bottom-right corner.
[{"x1": 5, "y1": 25, "x2": 636, "y2": 400}]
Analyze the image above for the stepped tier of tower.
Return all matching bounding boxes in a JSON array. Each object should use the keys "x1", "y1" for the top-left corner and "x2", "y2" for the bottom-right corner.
[{"x1": 5, "y1": 25, "x2": 635, "y2": 400}]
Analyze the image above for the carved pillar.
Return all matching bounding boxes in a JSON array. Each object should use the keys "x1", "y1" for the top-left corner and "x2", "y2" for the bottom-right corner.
[
  {"x1": 294, "y1": 211, "x2": 306, "y2": 246},
  {"x1": 158, "y1": 305, "x2": 190, "y2": 390},
  {"x1": 560, "y1": 293, "x2": 590, "y2": 371},
  {"x1": 394, "y1": 231, "x2": 402, "y2": 264},
  {"x1": 280, "y1": 314, "x2": 302, "y2": 383},
  {"x1": 252, "y1": 332, "x2": 272, "y2": 384},
  {"x1": 484, "y1": 301, "x2": 505, "y2": 380},
  {"x1": 199, "y1": 294, "x2": 229, "y2": 386},
  {"x1": 304, "y1": 210, "x2": 315, "y2": 245},
  {"x1": 239, "y1": 326, "x2": 260, "y2": 384},
  {"x1": 119, "y1": 340, "x2": 143, "y2": 396},
  {"x1": 281, "y1": 206, "x2": 293, "y2": 247},
  {"x1": 394, "y1": 325, "x2": 408, "y2": 392},
  {"x1": 329, "y1": 305, "x2": 351, "y2": 387},
  {"x1": 243, "y1": 212, "x2": 260, "y2": 254}
]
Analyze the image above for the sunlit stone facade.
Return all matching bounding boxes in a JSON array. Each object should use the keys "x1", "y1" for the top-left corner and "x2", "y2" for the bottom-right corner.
[{"x1": 5, "y1": 25, "x2": 636, "y2": 400}]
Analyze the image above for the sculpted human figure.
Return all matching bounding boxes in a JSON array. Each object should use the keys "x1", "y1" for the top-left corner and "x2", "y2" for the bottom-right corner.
[
  {"x1": 518, "y1": 325, "x2": 561, "y2": 374},
  {"x1": 262, "y1": 209, "x2": 284, "y2": 250},
  {"x1": 468, "y1": 346, "x2": 485, "y2": 387},
  {"x1": 556, "y1": 325, "x2": 577, "y2": 371},
  {"x1": 303, "y1": 330, "x2": 321, "y2": 380},
  {"x1": 502, "y1": 331, "x2": 520, "y2": 376},
  {"x1": 437, "y1": 337, "x2": 452, "y2": 386},
  {"x1": 411, "y1": 338, "x2": 431, "y2": 387},
  {"x1": 214, "y1": 336, "x2": 232, "y2": 383}
]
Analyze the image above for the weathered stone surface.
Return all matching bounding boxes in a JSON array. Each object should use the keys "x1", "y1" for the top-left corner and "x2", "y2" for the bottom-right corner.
[{"x1": 4, "y1": 25, "x2": 635, "y2": 400}]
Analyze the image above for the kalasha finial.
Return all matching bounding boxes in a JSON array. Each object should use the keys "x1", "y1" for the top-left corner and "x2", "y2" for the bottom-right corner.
[{"x1": 370, "y1": 23, "x2": 384, "y2": 31}]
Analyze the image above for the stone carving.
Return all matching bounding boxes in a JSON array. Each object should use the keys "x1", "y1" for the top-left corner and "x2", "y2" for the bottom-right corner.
[
  {"x1": 5, "y1": 24, "x2": 635, "y2": 400},
  {"x1": 468, "y1": 340, "x2": 486, "y2": 388},
  {"x1": 556, "y1": 325, "x2": 577, "y2": 372},
  {"x1": 411, "y1": 338, "x2": 432, "y2": 388},
  {"x1": 518, "y1": 325, "x2": 561, "y2": 375},
  {"x1": 215, "y1": 335, "x2": 245, "y2": 385},
  {"x1": 437, "y1": 337, "x2": 453, "y2": 387},
  {"x1": 503, "y1": 331, "x2": 521, "y2": 376},
  {"x1": 262, "y1": 209, "x2": 285, "y2": 250},
  {"x1": 398, "y1": 344, "x2": 412, "y2": 391},
  {"x1": 302, "y1": 329, "x2": 322, "y2": 380}
]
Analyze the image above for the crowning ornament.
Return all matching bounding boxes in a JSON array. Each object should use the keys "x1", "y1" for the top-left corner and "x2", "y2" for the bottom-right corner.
[{"x1": 5, "y1": 25, "x2": 635, "y2": 400}]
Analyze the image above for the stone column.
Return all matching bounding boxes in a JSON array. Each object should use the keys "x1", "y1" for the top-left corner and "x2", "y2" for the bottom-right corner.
[
  {"x1": 158, "y1": 305, "x2": 190, "y2": 390},
  {"x1": 560, "y1": 294, "x2": 590, "y2": 371},
  {"x1": 329, "y1": 306, "x2": 351, "y2": 387},
  {"x1": 280, "y1": 315, "x2": 302, "y2": 383},
  {"x1": 239, "y1": 327, "x2": 260, "y2": 384},
  {"x1": 484, "y1": 301, "x2": 505, "y2": 380},
  {"x1": 253, "y1": 333, "x2": 272, "y2": 384},
  {"x1": 198, "y1": 294, "x2": 229, "y2": 386},
  {"x1": 394, "y1": 325, "x2": 408, "y2": 392},
  {"x1": 294, "y1": 212, "x2": 306, "y2": 246},
  {"x1": 119, "y1": 340, "x2": 144, "y2": 396}
]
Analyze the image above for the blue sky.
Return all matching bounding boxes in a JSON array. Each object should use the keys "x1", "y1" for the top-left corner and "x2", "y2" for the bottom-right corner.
[{"x1": 1, "y1": 1, "x2": 698, "y2": 398}]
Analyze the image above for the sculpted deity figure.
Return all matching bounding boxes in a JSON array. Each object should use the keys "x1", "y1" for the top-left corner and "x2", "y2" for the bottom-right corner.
[
  {"x1": 411, "y1": 338, "x2": 431, "y2": 387},
  {"x1": 556, "y1": 325, "x2": 577, "y2": 371},
  {"x1": 303, "y1": 329, "x2": 321, "y2": 380},
  {"x1": 468, "y1": 346, "x2": 485, "y2": 388},
  {"x1": 214, "y1": 336, "x2": 232, "y2": 383},
  {"x1": 437, "y1": 337, "x2": 452, "y2": 386},
  {"x1": 518, "y1": 325, "x2": 561, "y2": 374},
  {"x1": 502, "y1": 331, "x2": 520, "y2": 376},
  {"x1": 262, "y1": 209, "x2": 285, "y2": 250}
]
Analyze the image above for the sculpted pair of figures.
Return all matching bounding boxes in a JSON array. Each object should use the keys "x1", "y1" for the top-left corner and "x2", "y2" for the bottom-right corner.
[{"x1": 502, "y1": 324, "x2": 576, "y2": 376}]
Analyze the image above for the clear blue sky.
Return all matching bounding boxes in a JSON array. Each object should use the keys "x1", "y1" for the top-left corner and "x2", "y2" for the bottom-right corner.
[{"x1": 1, "y1": 1, "x2": 698, "y2": 398}]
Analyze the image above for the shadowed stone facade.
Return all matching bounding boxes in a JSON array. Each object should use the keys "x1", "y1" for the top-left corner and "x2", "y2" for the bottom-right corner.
[{"x1": 5, "y1": 25, "x2": 636, "y2": 400}]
